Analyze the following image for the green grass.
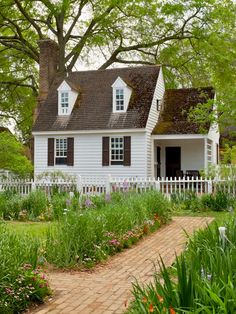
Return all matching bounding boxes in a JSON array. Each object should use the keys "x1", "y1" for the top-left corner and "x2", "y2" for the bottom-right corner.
[
  {"x1": 173, "y1": 209, "x2": 232, "y2": 221},
  {"x1": 5, "y1": 221, "x2": 53, "y2": 239}
]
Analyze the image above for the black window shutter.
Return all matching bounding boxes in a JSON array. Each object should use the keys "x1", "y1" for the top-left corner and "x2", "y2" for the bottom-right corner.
[
  {"x1": 67, "y1": 137, "x2": 74, "y2": 166},
  {"x1": 124, "y1": 136, "x2": 131, "y2": 166},
  {"x1": 48, "y1": 138, "x2": 54, "y2": 166},
  {"x1": 102, "y1": 137, "x2": 109, "y2": 166}
]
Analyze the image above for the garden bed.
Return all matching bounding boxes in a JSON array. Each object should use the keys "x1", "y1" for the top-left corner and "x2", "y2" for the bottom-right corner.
[{"x1": 0, "y1": 190, "x2": 171, "y2": 313}]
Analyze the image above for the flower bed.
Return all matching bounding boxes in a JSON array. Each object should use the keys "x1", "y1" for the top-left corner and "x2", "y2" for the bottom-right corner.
[
  {"x1": 45, "y1": 191, "x2": 171, "y2": 268},
  {"x1": 0, "y1": 224, "x2": 50, "y2": 313}
]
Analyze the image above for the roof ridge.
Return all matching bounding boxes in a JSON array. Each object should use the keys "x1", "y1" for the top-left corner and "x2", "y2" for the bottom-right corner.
[{"x1": 69, "y1": 65, "x2": 161, "y2": 75}]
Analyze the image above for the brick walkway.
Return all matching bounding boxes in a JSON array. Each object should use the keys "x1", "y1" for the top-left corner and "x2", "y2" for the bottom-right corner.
[{"x1": 32, "y1": 217, "x2": 213, "y2": 314}]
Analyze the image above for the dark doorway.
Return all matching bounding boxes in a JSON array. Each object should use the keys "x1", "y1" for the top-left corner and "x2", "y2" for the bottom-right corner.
[
  {"x1": 156, "y1": 146, "x2": 161, "y2": 178},
  {"x1": 165, "y1": 147, "x2": 181, "y2": 178}
]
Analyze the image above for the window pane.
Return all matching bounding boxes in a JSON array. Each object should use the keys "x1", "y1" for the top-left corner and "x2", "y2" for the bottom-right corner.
[{"x1": 110, "y1": 137, "x2": 124, "y2": 161}]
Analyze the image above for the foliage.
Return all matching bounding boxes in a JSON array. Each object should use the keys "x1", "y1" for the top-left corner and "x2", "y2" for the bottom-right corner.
[
  {"x1": 0, "y1": 0, "x2": 235, "y2": 138},
  {"x1": 45, "y1": 191, "x2": 171, "y2": 268},
  {"x1": 0, "y1": 132, "x2": 33, "y2": 177},
  {"x1": 0, "y1": 189, "x2": 48, "y2": 221},
  {"x1": 128, "y1": 214, "x2": 236, "y2": 313},
  {"x1": 0, "y1": 223, "x2": 50, "y2": 313},
  {"x1": 171, "y1": 190, "x2": 234, "y2": 213},
  {"x1": 221, "y1": 145, "x2": 236, "y2": 165}
]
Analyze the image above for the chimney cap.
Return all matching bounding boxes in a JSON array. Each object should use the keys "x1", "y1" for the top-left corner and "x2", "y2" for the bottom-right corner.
[{"x1": 38, "y1": 38, "x2": 58, "y2": 48}]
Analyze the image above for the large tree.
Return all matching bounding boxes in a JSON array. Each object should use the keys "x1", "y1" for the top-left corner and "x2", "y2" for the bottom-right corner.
[{"x1": 0, "y1": 0, "x2": 235, "y2": 140}]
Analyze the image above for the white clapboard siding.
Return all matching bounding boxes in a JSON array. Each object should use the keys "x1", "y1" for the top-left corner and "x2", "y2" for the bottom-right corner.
[
  {"x1": 145, "y1": 68, "x2": 165, "y2": 177},
  {"x1": 34, "y1": 132, "x2": 147, "y2": 178}
]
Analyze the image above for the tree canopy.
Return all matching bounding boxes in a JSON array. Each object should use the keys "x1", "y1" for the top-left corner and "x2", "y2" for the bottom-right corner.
[{"x1": 0, "y1": 0, "x2": 235, "y2": 140}]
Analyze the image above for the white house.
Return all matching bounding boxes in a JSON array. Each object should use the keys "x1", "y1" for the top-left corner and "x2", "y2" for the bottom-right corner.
[{"x1": 32, "y1": 39, "x2": 219, "y2": 179}]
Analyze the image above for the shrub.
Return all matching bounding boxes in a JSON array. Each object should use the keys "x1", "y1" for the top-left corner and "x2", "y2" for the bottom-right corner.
[
  {"x1": 22, "y1": 190, "x2": 48, "y2": 219},
  {"x1": 201, "y1": 191, "x2": 232, "y2": 211}
]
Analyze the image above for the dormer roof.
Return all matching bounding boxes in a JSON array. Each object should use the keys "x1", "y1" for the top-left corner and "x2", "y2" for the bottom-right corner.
[{"x1": 33, "y1": 66, "x2": 161, "y2": 132}]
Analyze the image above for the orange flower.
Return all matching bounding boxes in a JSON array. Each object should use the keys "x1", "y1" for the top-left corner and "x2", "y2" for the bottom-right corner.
[
  {"x1": 142, "y1": 297, "x2": 147, "y2": 303},
  {"x1": 149, "y1": 304, "x2": 154, "y2": 312},
  {"x1": 154, "y1": 213, "x2": 161, "y2": 223},
  {"x1": 169, "y1": 306, "x2": 176, "y2": 314},
  {"x1": 157, "y1": 294, "x2": 164, "y2": 303},
  {"x1": 143, "y1": 225, "x2": 149, "y2": 234}
]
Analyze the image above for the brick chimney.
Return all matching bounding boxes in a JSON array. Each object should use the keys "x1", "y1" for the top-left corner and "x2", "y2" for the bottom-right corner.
[{"x1": 38, "y1": 39, "x2": 59, "y2": 103}]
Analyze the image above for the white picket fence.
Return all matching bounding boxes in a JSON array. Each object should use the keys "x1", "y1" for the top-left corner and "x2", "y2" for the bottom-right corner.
[{"x1": 0, "y1": 175, "x2": 235, "y2": 197}]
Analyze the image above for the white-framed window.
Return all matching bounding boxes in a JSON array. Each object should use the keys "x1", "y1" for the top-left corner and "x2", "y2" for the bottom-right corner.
[
  {"x1": 60, "y1": 92, "x2": 69, "y2": 114},
  {"x1": 115, "y1": 89, "x2": 124, "y2": 111},
  {"x1": 55, "y1": 138, "x2": 67, "y2": 165},
  {"x1": 110, "y1": 137, "x2": 124, "y2": 165}
]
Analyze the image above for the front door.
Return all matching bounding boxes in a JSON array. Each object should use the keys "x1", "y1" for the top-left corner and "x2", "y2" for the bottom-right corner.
[{"x1": 165, "y1": 147, "x2": 181, "y2": 178}]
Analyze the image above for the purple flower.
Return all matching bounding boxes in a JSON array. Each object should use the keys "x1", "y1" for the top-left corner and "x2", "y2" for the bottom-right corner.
[
  {"x1": 105, "y1": 193, "x2": 111, "y2": 202},
  {"x1": 66, "y1": 199, "x2": 72, "y2": 206},
  {"x1": 84, "y1": 198, "x2": 93, "y2": 208},
  {"x1": 123, "y1": 180, "x2": 129, "y2": 192},
  {"x1": 109, "y1": 239, "x2": 120, "y2": 246}
]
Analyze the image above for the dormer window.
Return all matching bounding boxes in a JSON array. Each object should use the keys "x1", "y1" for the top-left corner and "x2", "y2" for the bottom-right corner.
[
  {"x1": 116, "y1": 89, "x2": 124, "y2": 111},
  {"x1": 57, "y1": 80, "x2": 79, "y2": 116},
  {"x1": 61, "y1": 92, "x2": 69, "y2": 114},
  {"x1": 112, "y1": 77, "x2": 132, "y2": 113}
]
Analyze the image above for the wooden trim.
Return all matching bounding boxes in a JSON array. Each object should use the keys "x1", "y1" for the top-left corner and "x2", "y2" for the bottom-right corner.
[
  {"x1": 124, "y1": 136, "x2": 131, "y2": 166},
  {"x1": 102, "y1": 137, "x2": 109, "y2": 166},
  {"x1": 48, "y1": 138, "x2": 54, "y2": 166}
]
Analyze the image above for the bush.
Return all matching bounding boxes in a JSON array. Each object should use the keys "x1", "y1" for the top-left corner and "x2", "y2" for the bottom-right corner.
[
  {"x1": 45, "y1": 191, "x2": 171, "y2": 268},
  {"x1": 201, "y1": 190, "x2": 232, "y2": 211},
  {"x1": 22, "y1": 190, "x2": 48, "y2": 219}
]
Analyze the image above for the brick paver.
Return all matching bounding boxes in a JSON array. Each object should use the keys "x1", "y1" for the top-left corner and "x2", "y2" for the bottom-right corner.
[{"x1": 31, "y1": 217, "x2": 213, "y2": 314}]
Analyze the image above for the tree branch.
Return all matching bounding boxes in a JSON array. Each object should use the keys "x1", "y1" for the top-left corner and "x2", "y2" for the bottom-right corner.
[
  {"x1": 13, "y1": 0, "x2": 44, "y2": 39},
  {"x1": 99, "y1": 34, "x2": 196, "y2": 69},
  {"x1": 66, "y1": 4, "x2": 116, "y2": 71}
]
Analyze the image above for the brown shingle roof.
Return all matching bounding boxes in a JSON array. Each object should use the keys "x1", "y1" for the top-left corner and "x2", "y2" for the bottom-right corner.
[
  {"x1": 152, "y1": 87, "x2": 215, "y2": 135},
  {"x1": 33, "y1": 66, "x2": 160, "y2": 132}
]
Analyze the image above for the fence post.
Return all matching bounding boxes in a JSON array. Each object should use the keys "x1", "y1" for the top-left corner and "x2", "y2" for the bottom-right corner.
[
  {"x1": 207, "y1": 178, "x2": 213, "y2": 194},
  {"x1": 106, "y1": 174, "x2": 111, "y2": 194},
  {"x1": 155, "y1": 178, "x2": 160, "y2": 192},
  {"x1": 77, "y1": 175, "x2": 82, "y2": 194},
  {"x1": 31, "y1": 179, "x2": 36, "y2": 192}
]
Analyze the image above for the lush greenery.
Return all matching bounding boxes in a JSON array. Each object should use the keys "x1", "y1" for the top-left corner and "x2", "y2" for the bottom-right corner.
[
  {"x1": 128, "y1": 213, "x2": 236, "y2": 313},
  {"x1": 0, "y1": 223, "x2": 50, "y2": 313},
  {"x1": 171, "y1": 190, "x2": 235, "y2": 213},
  {"x1": 45, "y1": 191, "x2": 171, "y2": 268},
  {"x1": 0, "y1": 0, "x2": 235, "y2": 139},
  {"x1": 0, "y1": 190, "x2": 171, "y2": 311},
  {"x1": 0, "y1": 132, "x2": 33, "y2": 177}
]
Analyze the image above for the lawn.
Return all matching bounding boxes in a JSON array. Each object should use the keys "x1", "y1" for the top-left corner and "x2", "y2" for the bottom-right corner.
[{"x1": 5, "y1": 221, "x2": 53, "y2": 239}]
